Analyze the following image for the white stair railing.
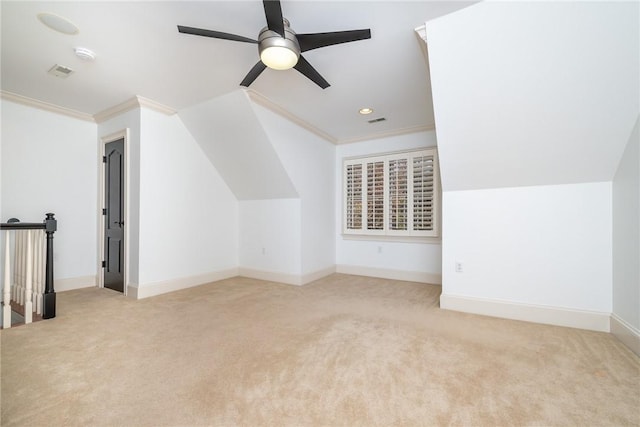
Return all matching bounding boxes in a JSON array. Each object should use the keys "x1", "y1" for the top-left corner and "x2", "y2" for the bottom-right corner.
[{"x1": 2, "y1": 229, "x2": 12, "y2": 328}]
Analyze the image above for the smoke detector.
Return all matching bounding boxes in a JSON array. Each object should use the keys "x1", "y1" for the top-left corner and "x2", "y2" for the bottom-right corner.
[
  {"x1": 74, "y1": 47, "x2": 96, "y2": 61},
  {"x1": 48, "y1": 64, "x2": 74, "y2": 79}
]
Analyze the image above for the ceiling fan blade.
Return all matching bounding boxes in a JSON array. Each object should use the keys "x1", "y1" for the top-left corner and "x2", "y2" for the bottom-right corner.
[
  {"x1": 263, "y1": 0, "x2": 285, "y2": 37},
  {"x1": 294, "y1": 55, "x2": 330, "y2": 89},
  {"x1": 240, "y1": 61, "x2": 268, "y2": 87},
  {"x1": 177, "y1": 25, "x2": 257, "y2": 44},
  {"x1": 297, "y1": 29, "x2": 371, "y2": 52}
]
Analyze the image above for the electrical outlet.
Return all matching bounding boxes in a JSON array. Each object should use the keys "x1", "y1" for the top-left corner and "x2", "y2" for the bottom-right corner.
[
  {"x1": 261, "y1": 247, "x2": 266, "y2": 255},
  {"x1": 377, "y1": 246, "x2": 382, "y2": 254},
  {"x1": 455, "y1": 261, "x2": 463, "y2": 273}
]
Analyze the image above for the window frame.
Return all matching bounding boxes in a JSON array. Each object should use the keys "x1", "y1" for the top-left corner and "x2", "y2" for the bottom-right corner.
[{"x1": 342, "y1": 148, "x2": 440, "y2": 239}]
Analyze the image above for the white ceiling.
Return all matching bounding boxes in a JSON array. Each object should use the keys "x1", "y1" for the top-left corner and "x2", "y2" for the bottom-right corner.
[{"x1": 0, "y1": 1, "x2": 474, "y2": 143}]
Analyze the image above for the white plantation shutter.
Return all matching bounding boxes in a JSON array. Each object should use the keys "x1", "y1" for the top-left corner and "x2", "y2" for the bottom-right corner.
[
  {"x1": 343, "y1": 148, "x2": 438, "y2": 237},
  {"x1": 388, "y1": 159, "x2": 408, "y2": 231},
  {"x1": 413, "y1": 154, "x2": 435, "y2": 232},
  {"x1": 345, "y1": 163, "x2": 363, "y2": 231},
  {"x1": 366, "y1": 161, "x2": 385, "y2": 231}
]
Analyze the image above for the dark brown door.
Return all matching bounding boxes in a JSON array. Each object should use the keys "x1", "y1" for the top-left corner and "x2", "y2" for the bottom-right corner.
[{"x1": 104, "y1": 139, "x2": 125, "y2": 292}]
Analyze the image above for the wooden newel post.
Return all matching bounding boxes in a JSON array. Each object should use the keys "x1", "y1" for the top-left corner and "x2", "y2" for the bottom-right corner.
[{"x1": 42, "y1": 213, "x2": 57, "y2": 319}]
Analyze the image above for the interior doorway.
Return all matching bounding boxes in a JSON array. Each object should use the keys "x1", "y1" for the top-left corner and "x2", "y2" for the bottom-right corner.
[{"x1": 102, "y1": 137, "x2": 125, "y2": 293}]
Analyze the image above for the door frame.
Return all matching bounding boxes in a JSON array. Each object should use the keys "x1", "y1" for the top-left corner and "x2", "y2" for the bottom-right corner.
[{"x1": 98, "y1": 129, "x2": 130, "y2": 296}]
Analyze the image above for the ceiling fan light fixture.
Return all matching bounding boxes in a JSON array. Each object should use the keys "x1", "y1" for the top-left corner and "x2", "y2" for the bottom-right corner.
[
  {"x1": 260, "y1": 46, "x2": 298, "y2": 70},
  {"x1": 258, "y1": 23, "x2": 300, "y2": 70}
]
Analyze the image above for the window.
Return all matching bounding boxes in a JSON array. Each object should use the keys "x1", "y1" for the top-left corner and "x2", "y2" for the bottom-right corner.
[{"x1": 343, "y1": 148, "x2": 439, "y2": 238}]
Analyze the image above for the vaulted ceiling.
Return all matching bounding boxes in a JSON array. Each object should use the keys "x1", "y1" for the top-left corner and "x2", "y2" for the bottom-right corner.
[{"x1": 0, "y1": 1, "x2": 474, "y2": 144}]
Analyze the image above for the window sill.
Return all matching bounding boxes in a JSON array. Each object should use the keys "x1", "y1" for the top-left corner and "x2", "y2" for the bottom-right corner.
[{"x1": 340, "y1": 234, "x2": 442, "y2": 245}]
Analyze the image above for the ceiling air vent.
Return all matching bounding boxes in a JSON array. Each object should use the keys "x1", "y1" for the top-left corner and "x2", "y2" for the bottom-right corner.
[
  {"x1": 48, "y1": 64, "x2": 74, "y2": 78},
  {"x1": 368, "y1": 117, "x2": 386, "y2": 124}
]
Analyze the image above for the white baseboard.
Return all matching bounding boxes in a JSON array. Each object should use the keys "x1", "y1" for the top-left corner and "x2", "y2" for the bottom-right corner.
[
  {"x1": 239, "y1": 267, "x2": 302, "y2": 285},
  {"x1": 239, "y1": 266, "x2": 336, "y2": 286},
  {"x1": 440, "y1": 293, "x2": 611, "y2": 332},
  {"x1": 130, "y1": 268, "x2": 239, "y2": 299},
  {"x1": 336, "y1": 264, "x2": 441, "y2": 284},
  {"x1": 610, "y1": 314, "x2": 640, "y2": 357},
  {"x1": 56, "y1": 275, "x2": 96, "y2": 292},
  {"x1": 301, "y1": 266, "x2": 336, "y2": 285}
]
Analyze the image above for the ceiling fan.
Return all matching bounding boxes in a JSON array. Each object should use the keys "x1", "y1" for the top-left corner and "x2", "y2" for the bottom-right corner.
[{"x1": 177, "y1": 0, "x2": 371, "y2": 89}]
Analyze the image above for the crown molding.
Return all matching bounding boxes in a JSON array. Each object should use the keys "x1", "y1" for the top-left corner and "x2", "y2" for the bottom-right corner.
[
  {"x1": 94, "y1": 95, "x2": 176, "y2": 123},
  {"x1": 3, "y1": 89, "x2": 433, "y2": 146},
  {"x1": 0, "y1": 91, "x2": 177, "y2": 124},
  {"x1": 414, "y1": 24, "x2": 430, "y2": 66},
  {"x1": 243, "y1": 88, "x2": 338, "y2": 144},
  {"x1": 244, "y1": 88, "x2": 434, "y2": 146},
  {"x1": 415, "y1": 24, "x2": 427, "y2": 43},
  {"x1": 337, "y1": 124, "x2": 435, "y2": 145},
  {"x1": 1, "y1": 91, "x2": 95, "y2": 122},
  {"x1": 136, "y1": 96, "x2": 177, "y2": 116}
]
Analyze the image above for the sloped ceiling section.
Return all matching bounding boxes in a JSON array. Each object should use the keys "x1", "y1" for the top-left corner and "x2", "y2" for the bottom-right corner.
[
  {"x1": 178, "y1": 90, "x2": 297, "y2": 200},
  {"x1": 425, "y1": 1, "x2": 639, "y2": 192}
]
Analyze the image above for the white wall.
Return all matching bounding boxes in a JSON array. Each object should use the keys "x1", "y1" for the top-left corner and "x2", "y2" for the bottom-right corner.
[
  {"x1": 426, "y1": 1, "x2": 639, "y2": 191},
  {"x1": 425, "y1": 0, "x2": 636, "y2": 331},
  {"x1": 97, "y1": 107, "x2": 239, "y2": 296},
  {"x1": 251, "y1": 103, "x2": 335, "y2": 277},
  {"x1": 137, "y1": 108, "x2": 238, "y2": 287},
  {"x1": 335, "y1": 131, "x2": 442, "y2": 283},
  {"x1": 238, "y1": 199, "x2": 301, "y2": 280},
  {"x1": 441, "y1": 182, "x2": 613, "y2": 325},
  {"x1": 1, "y1": 100, "x2": 98, "y2": 283},
  {"x1": 178, "y1": 90, "x2": 298, "y2": 200},
  {"x1": 612, "y1": 116, "x2": 640, "y2": 348}
]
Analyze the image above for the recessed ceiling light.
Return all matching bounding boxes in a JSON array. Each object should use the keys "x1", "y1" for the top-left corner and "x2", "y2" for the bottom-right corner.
[
  {"x1": 359, "y1": 108, "x2": 374, "y2": 115},
  {"x1": 74, "y1": 47, "x2": 96, "y2": 61},
  {"x1": 37, "y1": 12, "x2": 79, "y2": 35}
]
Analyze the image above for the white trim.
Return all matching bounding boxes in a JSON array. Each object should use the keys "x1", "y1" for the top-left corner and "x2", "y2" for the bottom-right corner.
[
  {"x1": 340, "y1": 234, "x2": 441, "y2": 245},
  {"x1": 136, "y1": 96, "x2": 176, "y2": 116},
  {"x1": 336, "y1": 264, "x2": 441, "y2": 284},
  {"x1": 242, "y1": 89, "x2": 436, "y2": 146},
  {"x1": 130, "y1": 268, "x2": 239, "y2": 299},
  {"x1": 244, "y1": 88, "x2": 338, "y2": 144},
  {"x1": 414, "y1": 24, "x2": 430, "y2": 68},
  {"x1": 301, "y1": 266, "x2": 336, "y2": 285},
  {"x1": 98, "y1": 130, "x2": 130, "y2": 296},
  {"x1": 415, "y1": 24, "x2": 427, "y2": 44},
  {"x1": 440, "y1": 293, "x2": 611, "y2": 332},
  {"x1": 55, "y1": 275, "x2": 96, "y2": 292},
  {"x1": 239, "y1": 267, "x2": 303, "y2": 286},
  {"x1": 610, "y1": 314, "x2": 640, "y2": 357},
  {"x1": 337, "y1": 125, "x2": 435, "y2": 145},
  {"x1": 238, "y1": 267, "x2": 336, "y2": 286},
  {"x1": 1, "y1": 91, "x2": 95, "y2": 122},
  {"x1": 126, "y1": 283, "x2": 139, "y2": 300},
  {"x1": 94, "y1": 96, "x2": 175, "y2": 123}
]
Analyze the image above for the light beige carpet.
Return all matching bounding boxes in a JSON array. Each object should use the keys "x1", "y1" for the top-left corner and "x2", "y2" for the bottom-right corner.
[{"x1": 1, "y1": 274, "x2": 639, "y2": 426}]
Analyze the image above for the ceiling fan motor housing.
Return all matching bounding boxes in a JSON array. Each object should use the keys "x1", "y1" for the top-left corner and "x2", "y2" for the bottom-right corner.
[{"x1": 258, "y1": 20, "x2": 300, "y2": 70}]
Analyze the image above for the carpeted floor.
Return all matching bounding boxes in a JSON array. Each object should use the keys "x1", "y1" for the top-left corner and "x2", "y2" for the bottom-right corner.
[{"x1": 1, "y1": 274, "x2": 639, "y2": 426}]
